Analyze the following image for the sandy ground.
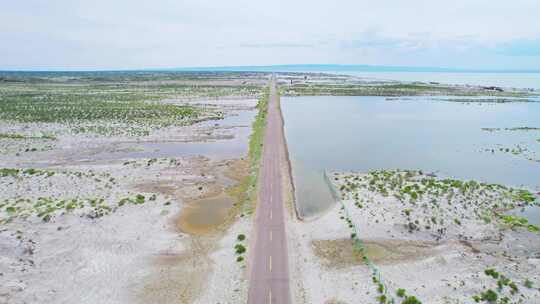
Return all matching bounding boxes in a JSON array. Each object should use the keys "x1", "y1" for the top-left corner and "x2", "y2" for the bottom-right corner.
[
  {"x1": 0, "y1": 98, "x2": 257, "y2": 304},
  {"x1": 288, "y1": 205, "x2": 377, "y2": 304},
  {"x1": 286, "y1": 171, "x2": 540, "y2": 304}
]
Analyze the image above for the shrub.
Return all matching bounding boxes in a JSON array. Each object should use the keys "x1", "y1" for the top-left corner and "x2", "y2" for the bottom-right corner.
[
  {"x1": 499, "y1": 296, "x2": 510, "y2": 304},
  {"x1": 65, "y1": 201, "x2": 77, "y2": 210},
  {"x1": 23, "y1": 168, "x2": 37, "y2": 175},
  {"x1": 508, "y1": 282, "x2": 518, "y2": 294},
  {"x1": 236, "y1": 256, "x2": 244, "y2": 262},
  {"x1": 235, "y1": 244, "x2": 246, "y2": 254},
  {"x1": 237, "y1": 234, "x2": 246, "y2": 241},
  {"x1": 396, "y1": 288, "x2": 406, "y2": 297},
  {"x1": 480, "y1": 289, "x2": 498, "y2": 302},
  {"x1": 497, "y1": 276, "x2": 510, "y2": 289},
  {"x1": 134, "y1": 194, "x2": 145, "y2": 204},
  {"x1": 0, "y1": 168, "x2": 20, "y2": 177},
  {"x1": 401, "y1": 296, "x2": 422, "y2": 304},
  {"x1": 484, "y1": 268, "x2": 499, "y2": 279},
  {"x1": 118, "y1": 198, "x2": 129, "y2": 206}
]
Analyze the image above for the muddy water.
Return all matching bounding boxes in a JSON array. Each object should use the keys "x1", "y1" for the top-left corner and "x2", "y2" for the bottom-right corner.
[
  {"x1": 176, "y1": 158, "x2": 250, "y2": 235},
  {"x1": 177, "y1": 192, "x2": 235, "y2": 235}
]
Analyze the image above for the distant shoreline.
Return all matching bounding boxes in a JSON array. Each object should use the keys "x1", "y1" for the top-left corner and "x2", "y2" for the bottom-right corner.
[{"x1": 2, "y1": 64, "x2": 540, "y2": 74}]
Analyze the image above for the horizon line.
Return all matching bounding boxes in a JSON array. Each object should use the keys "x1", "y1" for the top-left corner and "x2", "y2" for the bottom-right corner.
[{"x1": 1, "y1": 64, "x2": 540, "y2": 74}]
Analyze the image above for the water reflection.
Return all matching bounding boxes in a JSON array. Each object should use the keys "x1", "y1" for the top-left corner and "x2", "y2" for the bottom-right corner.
[{"x1": 282, "y1": 96, "x2": 540, "y2": 221}]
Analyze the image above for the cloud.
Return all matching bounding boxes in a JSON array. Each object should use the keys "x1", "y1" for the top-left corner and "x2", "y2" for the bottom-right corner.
[
  {"x1": 340, "y1": 33, "x2": 402, "y2": 49},
  {"x1": 339, "y1": 31, "x2": 491, "y2": 53},
  {"x1": 239, "y1": 43, "x2": 315, "y2": 49},
  {"x1": 1, "y1": 0, "x2": 540, "y2": 69}
]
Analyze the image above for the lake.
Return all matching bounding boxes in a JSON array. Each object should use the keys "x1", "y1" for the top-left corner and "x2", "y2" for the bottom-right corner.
[
  {"x1": 324, "y1": 71, "x2": 540, "y2": 90},
  {"x1": 282, "y1": 96, "x2": 540, "y2": 223}
]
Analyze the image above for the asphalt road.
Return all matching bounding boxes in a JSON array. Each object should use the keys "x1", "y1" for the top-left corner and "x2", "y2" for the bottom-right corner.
[{"x1": 247, "y1": 77, "x2": 291, "y2": 304}]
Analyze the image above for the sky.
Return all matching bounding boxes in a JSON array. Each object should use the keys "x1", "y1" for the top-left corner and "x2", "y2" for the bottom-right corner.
[{"x1": 1, "y1": 0, "x2": 540, "y2": 70}]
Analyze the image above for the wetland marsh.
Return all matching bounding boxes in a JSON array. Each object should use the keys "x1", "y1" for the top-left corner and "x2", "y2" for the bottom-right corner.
[
  {"x1": 284, "y1": 92, "x2": 540, "y2": 304},
  {"x1": 0, "y1": 71, "x2": 267, "y2": 304},
  {"x1": 2, "y1": 70, "x2": 539, "y2": 304},
  {"x1": 282, "y1": 96, "x2": 540, "y2": 220}
]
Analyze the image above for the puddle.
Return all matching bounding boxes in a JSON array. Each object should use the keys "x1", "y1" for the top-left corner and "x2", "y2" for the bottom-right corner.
[
  {"x1": 176, "y1": 192, "x2": 235, "y2": 235},
  {"x1": 140, "y1": 158, "x2": 250, "y2": 301},
  {"x1": 174, "y1": 158, "x2": 249, "y2": 236},
  {"x1": 312, "y1": 238, "x2": 438, "y2": 268}
]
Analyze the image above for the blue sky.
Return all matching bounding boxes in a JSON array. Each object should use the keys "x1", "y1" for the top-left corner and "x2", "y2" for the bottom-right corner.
[{"x1": 1, "y1": 0, "x2": 539, "y2": 70}]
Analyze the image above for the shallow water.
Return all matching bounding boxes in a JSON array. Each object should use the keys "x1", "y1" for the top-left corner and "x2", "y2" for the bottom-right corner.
[
  {"x1": 282, "y1": 96, "x2": 540, "y2": 222},
  {"x1": 300, "y1": 70, "x2": 540, "y2": 90},
  {"x1": 177, "y1": 192, "x2": 235, "y2": 235},
  {"x1": 508, "y1": 205, "x2": 540, "y2": 226},
  {"x1": 83, "y1": 109, "x2": 257, "y2": 161}
]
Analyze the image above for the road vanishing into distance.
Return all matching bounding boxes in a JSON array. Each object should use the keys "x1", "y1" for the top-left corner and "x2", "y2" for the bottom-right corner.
[{"x1": 247, "y1": 77, "x2": 291, "y2": 304}]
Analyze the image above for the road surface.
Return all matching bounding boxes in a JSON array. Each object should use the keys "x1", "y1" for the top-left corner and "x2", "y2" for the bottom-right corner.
[{"x1": 247, "y1": 77, "x2": 291, "y2": 304}]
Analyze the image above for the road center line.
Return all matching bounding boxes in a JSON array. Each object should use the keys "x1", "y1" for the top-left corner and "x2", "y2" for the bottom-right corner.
[{"x1": 247, "y1": 77, "x2": 290, "y2": 304}]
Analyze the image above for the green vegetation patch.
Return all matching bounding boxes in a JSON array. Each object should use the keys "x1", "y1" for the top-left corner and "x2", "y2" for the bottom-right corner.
[
  {"x1": 234, "y1": 233, "x2": 247, "y2": 263},
  {"x1": 235, "y1": 87, "x2": 269, "y2": 216},
  {"x1": 335, "y1": 169, "x2": 539, "y2": 237},
  {"x1": 0, "y1": 133, "x2": 56, "y2": 140},
  {"x1": 0, "y1": 90, "x2": 202, "y2": 136},
  {"x1": 0, "y1": 72, "x2": 265, "y2": 136},
  {"x1": 472, "y1": 268, "x2": 532, "y2": 303},
  {"x1": 0, "y1": 168, "x2": 55, "y2": 178},
  {"x1": 499, "y1": 214, "x2": 540, "y2": 233},
  {"x1": 1, "y1": 192, "x2": 158, "y2": 224},
  {"x1": 0, "y1": 96, "x2": 198, "y2": 124},
  {"x1": 284, "y1": 83, "x2": 531, "y2": 97}
]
